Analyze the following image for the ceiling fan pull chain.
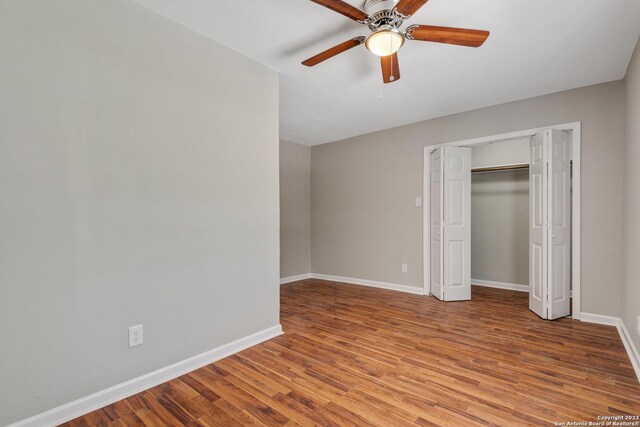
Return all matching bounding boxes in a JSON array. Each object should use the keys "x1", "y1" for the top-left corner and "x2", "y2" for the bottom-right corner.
[{"x1": 390, "y1": 34, "x2": 395, "y2": 81}]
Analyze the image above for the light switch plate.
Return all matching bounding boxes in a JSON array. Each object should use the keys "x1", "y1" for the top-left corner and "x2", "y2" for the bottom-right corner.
[
  {"x1": 415, "y1": 197, "x2": 422, "y2": 207},
  {"x1": 129, "y1": 324, "x2": 144, "y2": 348}
]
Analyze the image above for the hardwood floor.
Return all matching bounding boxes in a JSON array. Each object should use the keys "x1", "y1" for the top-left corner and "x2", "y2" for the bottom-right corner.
[{"x1": 63, "y1": 279, "x2": 640, "y2": 426}]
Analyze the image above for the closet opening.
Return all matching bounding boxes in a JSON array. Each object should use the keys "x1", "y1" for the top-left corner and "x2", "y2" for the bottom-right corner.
[
  {"x1": 470, "y1": 138, "x2": 530, "y2": 298},
  {"x1": 423, "y1": 123, "x2": 581, "y2": 319}
]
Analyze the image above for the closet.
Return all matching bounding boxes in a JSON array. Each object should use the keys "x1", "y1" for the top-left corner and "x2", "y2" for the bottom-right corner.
[{"x1": 426, "y1": 129, "x2": 573, "y2": 320}]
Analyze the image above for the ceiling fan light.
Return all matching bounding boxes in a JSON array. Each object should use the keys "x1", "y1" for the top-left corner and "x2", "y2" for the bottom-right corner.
[{"x1": 365, "y1": 27, "x2": 404, "y2": 57}]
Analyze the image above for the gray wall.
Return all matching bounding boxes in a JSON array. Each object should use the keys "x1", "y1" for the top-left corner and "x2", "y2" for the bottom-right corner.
[
  {"x1": 623, "y1": 38, "x2": 640, "y2": 351},
  {"x1": 471, "y1": 170, "x2": 529, "y2": 286},
  {"x1": 311, "y1": 81, "x2": 625, "y2": 317},
  {"x1": 280, "y1": 140, "x2": 311, "y2": 278},
  {"x1": 471, "y1": 138, "x2": 530, "y2": 168},
  {"x1": 0, "y1": 1, "x2": 280, "y2": 424},
  {"x1": 471, "y1": 141, "x2": 529, "y2": 286}
]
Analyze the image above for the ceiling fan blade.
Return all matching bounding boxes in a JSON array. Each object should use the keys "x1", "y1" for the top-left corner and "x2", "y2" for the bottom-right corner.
[
  {"x1": 302, "y1": 37, "x2": 365, "y2": 67},
  {"x1": 406, "y1": 25, "x2": 489, "y2": 47},
  {"x1": 310, "y1": 0, "x2": 368, "y2": 22},
  {"x1": 381, "y1": 53, "x2": 400, "y2": 84},
  {"x1": 394, "y1": 0, "x2": 430, "y2": 18}
]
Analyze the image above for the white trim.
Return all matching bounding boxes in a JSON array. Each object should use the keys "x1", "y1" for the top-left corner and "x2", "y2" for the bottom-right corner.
[
  {"x1": 471, "y1": 279, "x2": 529, "y2": 292},
  {"x1": 423, "y1": 122, "x2": 582, "y2": 318},
  {"x1": 9, "y1": 325, "x2": 284, "y2": 427},
  {"x1": 618, "y1": 319, "x2": 640, "y2": 382},
  {"x1": 422, "y1": 147, "x2": 430, "y2": 296},
  {"x1": 580, "y1": 312, "x2": 620, "y2": 326},
  {"x1": 280, "y1": 273, "x2": 312, "y2": 284},
  {"x1": 571, "y1": 124, "x2": 581, "y2": 320},
  {"x1": 311, "y1": 273, "x2": 426, "y2": 295}
]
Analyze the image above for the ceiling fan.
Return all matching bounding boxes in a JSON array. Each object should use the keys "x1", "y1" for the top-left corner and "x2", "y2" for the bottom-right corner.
[{"x1": 302, "y1": 0, "x2": 490, "y2": 83}]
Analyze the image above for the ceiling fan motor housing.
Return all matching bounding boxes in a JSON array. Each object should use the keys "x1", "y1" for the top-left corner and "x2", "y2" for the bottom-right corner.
[{"x1": 364, "y1": 0, "x2": 402, "y2": 30}]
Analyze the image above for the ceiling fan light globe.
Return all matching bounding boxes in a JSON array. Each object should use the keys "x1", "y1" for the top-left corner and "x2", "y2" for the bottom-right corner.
[{"x1": 365, "y1": 28, "x2": 404, "y2": 57}]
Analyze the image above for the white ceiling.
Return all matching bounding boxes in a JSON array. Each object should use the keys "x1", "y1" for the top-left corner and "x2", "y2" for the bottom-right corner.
[{"x1": 133, "y1": 0, "x2": 640, "y2": 145}]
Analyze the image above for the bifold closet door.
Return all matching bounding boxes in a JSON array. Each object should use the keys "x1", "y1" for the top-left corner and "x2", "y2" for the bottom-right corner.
[
  {"x1": 430, "y1": 146, "x2": 471, "y2": 302},
  {"x1": 529, "y1": 129, "x2": 571, "y2": 320},
  {"x1": 529, "y1": 133, "x2": 547, "y2": 318},
  {"x1": 548, "y1": 129, "x2": 571, "y2": 319}
]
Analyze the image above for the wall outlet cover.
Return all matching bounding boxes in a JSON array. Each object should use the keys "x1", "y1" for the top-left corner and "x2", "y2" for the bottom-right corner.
[
  {"x1": 402, "y1": 263, "x2": 408, "y2": 273},
  {"x1": 129, "y1": 324, "x2": 144, "y2": 348}
]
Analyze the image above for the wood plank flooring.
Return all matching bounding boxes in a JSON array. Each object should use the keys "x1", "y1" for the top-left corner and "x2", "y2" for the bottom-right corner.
[{"x1": 63, "y1": 279, "x2": 640, "y2": 426}]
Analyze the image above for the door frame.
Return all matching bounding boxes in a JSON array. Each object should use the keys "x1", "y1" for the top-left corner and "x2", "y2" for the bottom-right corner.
[{"x1": 422, "y1": 122, "x2": 582, "y2": 319}]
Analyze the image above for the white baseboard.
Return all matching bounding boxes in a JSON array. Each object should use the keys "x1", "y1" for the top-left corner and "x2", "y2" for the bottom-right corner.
[
  {"x1": 280, "y1": 273, "x2": 312, "y2": 284},
  {"x1": 311, "y1": 273, "x2": 425, "y2": 295},
  {"x1": 580, "y1": 312, "x2": 620, "y2": 326},
  {"x1": 617, "y1": 319, "x2": 640, "y2": 382},
  {"x1": 471, "y1": 279, "x2": 529, "y2": 292},
  {"x1": 9, "y1": 325, "x2": 283, "y2": 427}
]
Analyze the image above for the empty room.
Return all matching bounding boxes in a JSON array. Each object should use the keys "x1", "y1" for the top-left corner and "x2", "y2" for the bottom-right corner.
[{"x1": 2, "y1": 0, "x2": 640, "y2": 426}]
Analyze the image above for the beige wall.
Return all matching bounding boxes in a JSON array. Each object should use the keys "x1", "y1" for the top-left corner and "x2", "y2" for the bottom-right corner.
[
  {"x1": 311, "y1": 81, "x2": 625, "y2": 317},
  {"x1": 471, "y1": 170, "x2": 529, "y2": 286},
  {"x1": 623, "y1": 38, "x2": 640, "y2": 350},
  {"x1": 471, "y1": 138, "x2": 530, "y2": 168},
  {"x1": 0, "y1": 1, "x2": 279, "y2": 424},
  {"x1": 280, "y1": 140, "x2": 311, "y2": 278},
  {"x1": 471, "y1": 141, "x2": 529, "y2": 286}
]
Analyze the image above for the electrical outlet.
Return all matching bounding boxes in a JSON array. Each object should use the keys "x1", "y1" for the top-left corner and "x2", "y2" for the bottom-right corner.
[
  {"x1": 415, "y1": 197, "x2": 422, "y2": 207},
  {"x1": 129, "y1": 324, "x2": 143, "y2": 348},
  {"x1": 637, "y1": 315, "x2": 640, "y2": 337},
  {"x1": 402, "y1": 263, "x2": 408, "y2": 273}
]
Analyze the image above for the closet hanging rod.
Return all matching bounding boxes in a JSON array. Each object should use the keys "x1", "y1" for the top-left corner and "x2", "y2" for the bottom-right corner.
[{"x1": 471, "y1": 163, "x2": 529, "y2": 173}]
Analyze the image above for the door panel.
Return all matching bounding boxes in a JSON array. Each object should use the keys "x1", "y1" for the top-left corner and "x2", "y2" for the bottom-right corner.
[
  {"x1": 448, "y1": 241, "x2": 464, "y2": 286},
  {"x1": 548, "y1": 129, "x2": 571, "y2": 319},
  {"x1": 529, "y1": 129, "x2": 572, "y2": 320},
  {"x1": 443, "y1": 146, "x2": 471, "y2": 301},
  {"x1": 529, "y1": 132, "x2": 546, "y2": 318},
  {"x1": 430, "y1": 149, "x2": 444, "y2": 300}
]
